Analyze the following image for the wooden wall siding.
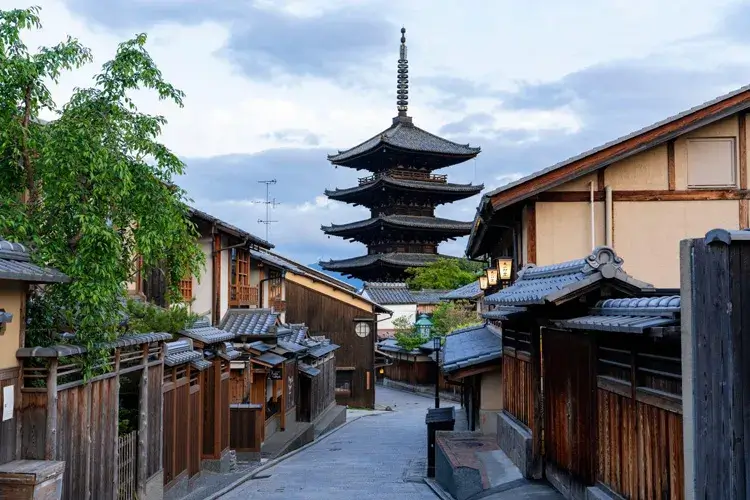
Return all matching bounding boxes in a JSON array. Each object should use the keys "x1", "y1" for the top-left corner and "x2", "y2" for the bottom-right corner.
[
  {"x1": 543, "y1": 329, "x2": 597, "y2": 486},
  {"x1": 304, "y1": 357, "x2": 336, "y2": 422},
  {"x1": 502, "y1": 329, "x2": 534, "y2": 430},
  {"x1": 202, "y1": 365, "x2": 216, "y2": 457},
  {"x1": 229, "y1": 406, "x2": 263, "y2": 452},
  {"x1": 284, "y1": 280, "x2": 376, "y2": 408},
  {"x1": 596, "y1": 338, "x2": 684, "y2": 500},
  {"x1": 188, "y1": 380, "x2": 202, "y2": 477},
  {"x1": 0, "y1": 368, "x2": 19, "y2": 465},
  {"x1": 230, "y1": 368, "x2": 251, "y2": 404},
  {"x1": 220, "y1": 367, "x2": 230, "y2": 453},
  {"x1": 381, "y1": 358, "x2": 461, "y2": 395},
  {"x1": 147, "y1": 364, "x2": 162, "y2": 478},
  {"x1": 162, "y1": 366, "x2": 190, "y2": 488}
]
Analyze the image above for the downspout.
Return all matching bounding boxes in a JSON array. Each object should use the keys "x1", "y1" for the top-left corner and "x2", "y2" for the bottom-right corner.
[
  {"x1": 590, "y1": 181, "x2": 596, "y2": 250},
  {"x1": 605, "y1": 186, "x2": 613, "y2": 247}
]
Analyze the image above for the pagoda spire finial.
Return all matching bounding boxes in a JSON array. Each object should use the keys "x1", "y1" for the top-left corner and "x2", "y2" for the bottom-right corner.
[{"x1": 396, "y1": 27, "x2": 409, "y2": 118}]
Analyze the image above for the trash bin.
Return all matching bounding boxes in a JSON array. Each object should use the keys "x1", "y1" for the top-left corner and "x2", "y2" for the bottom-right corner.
[{"x1": 426, "y1": 406, "x2": 456, "y2": 478}]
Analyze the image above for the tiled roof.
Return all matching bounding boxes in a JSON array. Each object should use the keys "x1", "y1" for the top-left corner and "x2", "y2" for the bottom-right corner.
[
  {"x1": 306, "y1": 341, "x2": 340, "y2": 359},
  {"x1": 0, "y1": 237, "x2": 69, "y2": 283},
  {"x1": 248, "y1": 249, "x2": 303, "y2": 274},
  {"x1": 275, "y1": 340, "x2": 308, "y2": 354},
  {"x1": 484, "y1": 247, "x2": 653, "y2": 307},
  {"x1": 298, "y1": 362, "x2": 321, "y2": 377},
  {"x1": 218, "y1": 341, "x2": 242, "y2": 361},
  {"x1": 322, "y1": 215, "x2": 473, "y2": 236},
  {"x1": 362, "y1": 282, "x2": 415, "y2": 305},
  {"x1": 246, "y1": 340, "x2": 274, "y2": 353},
  {"x1": 188, "y1": 207, "x2": 273, "y2": 249},
  {"x1": 442, "y1": 323, "x2": 502, "y2": 373},
  {"x1": 325, "y1": 177, "x2": 483, "y2": 199},
  {"x1": 328, "y1": 121, "x2": 480, "y2": 164},
  {"x1": 16, "y1": 332, "x2": 171, "y2": 358},
  {"x1": 164, "y1": 339, "x2": 203, "y2": 367},
  {"x1": 220, "y1": 309, "x2": 280, "y2": 337},
  {"x1": 252, "y1": 352, "x2": 286, "y2": 367},
  {"x1": 321, "y1": 252, "x2": 451, "y2": 271},
  {"x1": 179, "y1": 325, "x2": 235, "y2": 344},
  {"x1": 377, "y1": 338, "x2": 423, "y2": 355},
  {"x1": 482, "y1": 306, "x2": 528, "y2": 321},
  {"x1": 412, "y1": 289, "x2": 449, "y2": 305},
  {"x1": 191, "y1": 359, "x2": 213, "y2": 371},
  {"x1": 0, "y1": 311, "x2": 13, "y2": 323},
  {"x1": 554, "y1": 295, "x2": 681, "y2": 334},
  {"x1": 442, "y1": 281, "x2": 483, "y2": 301}
]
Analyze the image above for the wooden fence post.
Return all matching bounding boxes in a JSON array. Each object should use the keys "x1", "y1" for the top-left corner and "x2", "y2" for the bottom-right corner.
[
  {"x1": 112, "y1": 347, "x2": 121, "y2": 500},
  {"x1": 682, "y1": 229, "x2": 750, "y2": 499},
  {"x1": 138, "y1": 344, "x2": 149, "y2": 498},
  {"x1": 45, "y1": 359, "x2": 58, "y2": 461},
  {"x1": 530, "y1": 325, "x2": 543, "y2": 480}
]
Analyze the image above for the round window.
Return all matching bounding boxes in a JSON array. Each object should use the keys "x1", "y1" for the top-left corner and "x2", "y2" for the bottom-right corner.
[{"x1": 355, "y1": 322, "x2": 371, "y2": 338}]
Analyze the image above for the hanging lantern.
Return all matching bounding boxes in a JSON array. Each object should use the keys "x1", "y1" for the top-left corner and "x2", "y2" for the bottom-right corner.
[
  {"x1": 497, "y1": 258, "x2": 513, "y2": 281},
  {"x1": 486, "y1": 268, "x2": 498, "y2": 286},
  {"x1": 479, "y1": 275, "x2": 489, "y2": 290}
]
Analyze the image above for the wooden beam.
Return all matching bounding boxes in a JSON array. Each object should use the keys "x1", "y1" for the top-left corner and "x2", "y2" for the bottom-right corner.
[
  {"x1": 45, "y1": 359, "x2": 58, "y2": 461},
  {"x1": 526, "y1": 203, "x2": 536, "y2": 265},
  {"x1": 597, "y1": 169, "x2": 605, "y2": 191},
  {"x1": 534, "y1": 189, "x2": 750, "y2": 203},
  {"x1": 490, "y1": 88, "x2": 750, "y2": 211},
  {"x1": 739, "y1": 113, "x2": 748, "y2": 228},
  {"x1": 667, "y1": 140, "x2": 676, "y2": 191},
  {"x1": 137, "y1": 343, "x2": 149, "y2": 499}
]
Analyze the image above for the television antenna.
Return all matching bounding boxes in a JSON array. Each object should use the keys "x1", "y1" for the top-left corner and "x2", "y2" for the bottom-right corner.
[{"x1": 255, "y1": 179, "x2": 280, "y2": 241}]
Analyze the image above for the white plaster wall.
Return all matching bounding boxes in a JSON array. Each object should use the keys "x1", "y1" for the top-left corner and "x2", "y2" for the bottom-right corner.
[
  {"x1": 192, "y1": 238, "x2": 213, "y2": 317},
  {"x1": 378, "y1": 303, "x2": 417, "y2": 331}
]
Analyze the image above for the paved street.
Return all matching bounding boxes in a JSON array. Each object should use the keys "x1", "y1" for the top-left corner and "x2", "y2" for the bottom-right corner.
[{"x1": 220, "y1": 386, "x2": 438, "y2": 499}]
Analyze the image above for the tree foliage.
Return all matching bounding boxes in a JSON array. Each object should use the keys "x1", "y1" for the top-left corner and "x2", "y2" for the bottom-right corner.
[
  {"x1": 0, "y1": 7, "x2": 204, "y2": 377},
  {"x1": 430, "y1": 301, "x2": 481, "y2": 336},
  {"x1": 405, "y1": 258, "x2": 483, "y2": 291},
  {"x1": 124, "y1": 299, "x2": 200, "y2": 337},
  {"x1": 393, "y1": 315, "x2": 427, "y2": 351}
]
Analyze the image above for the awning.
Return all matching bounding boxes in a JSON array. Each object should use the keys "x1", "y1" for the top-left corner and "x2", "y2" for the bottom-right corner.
[{"x1": 251, "y1": 352, "x2": 286, "y2": 368}]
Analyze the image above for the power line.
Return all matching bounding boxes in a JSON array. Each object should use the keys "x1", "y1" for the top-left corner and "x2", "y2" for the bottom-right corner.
[{"x1": 254, "y1": 179, "x2": 280, "y2": 241}]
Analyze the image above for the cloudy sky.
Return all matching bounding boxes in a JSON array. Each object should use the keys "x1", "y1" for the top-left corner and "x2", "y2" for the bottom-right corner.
[{"x1": 7, "y1": 0, "x2": 750, "y2": 265}]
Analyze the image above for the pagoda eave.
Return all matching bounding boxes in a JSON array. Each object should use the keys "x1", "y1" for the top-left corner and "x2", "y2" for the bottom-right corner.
[
  {"x1": 328, "y1": 144, "x2": 480, "y2": 171},
  {"x1": 321, "y1": 216, "x2": 473, "y2": 240},
  {"x1": 320, "y1": 252, "x2": 458, "y2": 281},
  {"x1": 324, "y1": 178, "x2": 483, "y2": 204}
]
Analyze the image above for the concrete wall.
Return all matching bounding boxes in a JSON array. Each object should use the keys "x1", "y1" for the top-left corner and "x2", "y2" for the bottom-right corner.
[
  {"x1": 0, "y1": 281, "x2": 24, "y2": 370},
  {"x1": 524, "y1": 114, "x2": 745, "y2": 287},
  {"x1": 192, "y1": 238, "x2": 213, "y2": 317},
  {"x1": 479, "y1": 369, "x2": 503, "y2": 435}
]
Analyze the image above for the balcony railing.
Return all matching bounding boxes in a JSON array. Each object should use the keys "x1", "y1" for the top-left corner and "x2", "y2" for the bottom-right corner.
[
  {"x1": 358, "y1": 169, "x2": 448, "y2": 186},
  {"x1": 229, "y1": 284, "x2": 259, "y2": 308}
]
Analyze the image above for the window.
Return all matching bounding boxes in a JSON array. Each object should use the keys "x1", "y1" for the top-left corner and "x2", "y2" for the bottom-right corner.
[
  {"x1": 687, "y1": 138, "x2": 736, "y2": 188},
  {"x1": 178, "y1": 277, "x2": 193, "y2": 302},
  {"x1": 335, "y1": 370, "x2": 353, "y2": 398}
]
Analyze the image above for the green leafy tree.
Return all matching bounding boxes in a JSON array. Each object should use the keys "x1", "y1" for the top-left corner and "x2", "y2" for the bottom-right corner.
[
  {"x1": 405, "y1": 258, "x2": 483, "y2": 291},
  {"x1": 430, "y1": 301, "x2": 481, "y2": 336},
  {"x1": 124, "y1": 299, "x2": 200, "y2": 337},
  {"x1": 393, "y1": 315, "x2": 427, "y2": 351},
  {"x1": 0, "y1": 7, "x2": 204, "y2": 377}
]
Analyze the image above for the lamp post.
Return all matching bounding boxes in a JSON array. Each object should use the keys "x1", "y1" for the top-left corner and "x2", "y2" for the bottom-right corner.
[{"x1": 433, "y1": 336, "x2": 441, "y2": 409}]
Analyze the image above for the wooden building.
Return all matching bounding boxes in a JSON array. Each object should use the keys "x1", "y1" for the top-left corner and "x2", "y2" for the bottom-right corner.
[
  {"x1": 176, "y1": 322, "x2": 241, "y2": 472},
  {"x1": 161, "y1": 338, "x2": 213, "y2": 491},
  {"x1": 467, "y1": 84, "x2": 750, "y2": 288},
  {"x1": 377, "y1": 338, "x2": 435, "y2": 385},
  {"x1": 484, "y1": 247, "x2": 683, "y2": 500},
  {"x1": 441, "y1": 323, "x2": 503, "y2": 434},
  {"x1": 320, "y1": 28, "x2": 482, "y2": 282}
]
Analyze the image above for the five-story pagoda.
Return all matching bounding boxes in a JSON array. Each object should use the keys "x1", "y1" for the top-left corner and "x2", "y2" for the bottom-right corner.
[{"x1": 320, "y1": 28, "x2": 482, "y2": 282}]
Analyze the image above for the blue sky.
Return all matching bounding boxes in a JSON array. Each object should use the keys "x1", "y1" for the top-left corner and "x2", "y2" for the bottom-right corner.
[{"x1": 10, "y1": 0, "x2": 750, "y2": 265}]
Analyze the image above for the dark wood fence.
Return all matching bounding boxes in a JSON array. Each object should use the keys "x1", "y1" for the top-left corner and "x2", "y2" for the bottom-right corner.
[
  {"x1": 0, "y1": 367, "x2": 20, "y2": 465},
  {"x1": 502, "y1": 329, "x2": 534, "y2": 430},
  {"x1": 307, "y1": 357, "x2": 335, "y2": 422},
  {"x1": 162, "y1": 364, "x2": 190, "y2": 488},
  {"x1": 229, "y1": 404, "x2": 263, "y2": 452}
]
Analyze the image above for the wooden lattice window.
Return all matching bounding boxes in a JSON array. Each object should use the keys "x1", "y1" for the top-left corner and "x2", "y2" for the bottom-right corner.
[
  {"x1": 179, "y1": 277, "x2": 193, "y2": 301},
  {"x1": 230, "y1": 249, "x2": 257, "y2": 307}
]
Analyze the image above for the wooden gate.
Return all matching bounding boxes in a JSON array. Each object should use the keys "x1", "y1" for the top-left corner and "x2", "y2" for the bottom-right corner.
[
  {"x1": 543, "y1": 328, "x2": 597, "y2": 495},
  {"x1": 117, "y1": 431, "x2": 137, "y2": 500}
]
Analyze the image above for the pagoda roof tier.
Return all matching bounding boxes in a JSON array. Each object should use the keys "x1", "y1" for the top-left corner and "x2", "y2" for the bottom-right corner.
[
  {"x1": 320, "y1": 252, "x2": 456, "y2": 280},
  {"x1": 322, "y1": 215, "x2": 472, "y2": 241},
  {"x1": 325, "y1": 175, "x2": 483, "y2": 205},
  {"x1": 327, "y1": 117, "x2": 480, "y2": 172}
]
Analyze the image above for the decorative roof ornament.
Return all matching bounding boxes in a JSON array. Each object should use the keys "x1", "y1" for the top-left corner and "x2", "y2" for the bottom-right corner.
[{"x1": 397, "y1": 27, "x2": 409, "y2": 118}]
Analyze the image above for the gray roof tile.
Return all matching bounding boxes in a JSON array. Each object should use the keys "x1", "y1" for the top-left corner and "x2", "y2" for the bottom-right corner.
[
  {"x1": 298, "y1": 362, "x2": 321, "y2": 377},
  {"x1": 322, "y1": 215, "x2": 473, "y2": 235},
  {"x1": 220, "y1": 309, "x2": 280, "y2": 337},
  {"x1": 247, "y1": 340, "x2": 275, "y2": 353},
  {"x1": 218, "y1": 342, "x2": 242, "y2": 361},
  {"x1": 363, "y1": 282, "x2": 415, "y2": 305},
  {"x1": 179, "y1": 325, "x2": 235, "y2": 344},
  {"x1": 554, "y1": 295, "x2": 680, "y2": 334},
  {"x1": 377, "y1": 338, "x2": 423, "y2": 355},
  {"x1": 248, "y1": 249, "x2": 303, "y2": 274},
  {"x1": 325, "y1": 176, "x2": 483, "y2": 199},
  {"x1": 191, "y1": 359, "x2": 213, "y2": 371},
  {"x1": 328, "y1": 121, "x2": 480, "y2": 163},
  {"x1": 253, "y1": 352, "x2": 286, "y2": 367},
  {"x1": 0, "y1": 237, "x2": 69, "y2": 283},
  {"x1": 442, "y1": 323, "x2": 502, "y2": 373},
  {"x1": 484, "y1": 247, "x2": 652, "y2": 307},
  {"x1": 321, "y1": 252, "x2": 453, "y2": 271},
  {"x1": 16, "y1": 332, "x2": 171, "y2": 358},
  {"x1": 306, "y1": 341, "x2": 340, "y2": 359},
  {"x1": 412, "y1": 289, "x2": 450, "y2": 305},
  {"x1": 442, "y1": 280, "x2": 483, "y2": 300}
]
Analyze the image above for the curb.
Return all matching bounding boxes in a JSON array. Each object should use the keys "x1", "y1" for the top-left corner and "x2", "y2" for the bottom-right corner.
[
  {"x1": 423, "y1": 478, "x2": 456, "y2": 500},
  {"x1": 204, "y1": 413, "x2": 375, "y2": 499}
]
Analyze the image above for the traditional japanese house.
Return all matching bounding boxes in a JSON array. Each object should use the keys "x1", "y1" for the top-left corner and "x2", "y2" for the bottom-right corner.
[
  {"x1": 376, "y1": 338, "x2": 435, "y2": 385},
  {"x1": 413, "y1": 289, "x2": 449, "y2": 315},
  {"x1": 468, "y1": 83, "x2": 750, "y2": 288},
  {"x1": 0, "y1": 237, "x2": 70, "y2": 467},
  {"x1": 441, "y1": 280, "x2": 484, "y2": 314},
  {"x1": 441, "y1": 323, "x2": 503, "y2": 434},
  {"x1": 320, "y1": 27, "x2": 482, "y2": 282},
  {"x1": 483, "y1": 247, "x2": 687, "y2": 500},
  {"x1": 176, "y1": 322, "x2": 240, "y2": 472},
  {"x1": 161, "y1": 338, "x2": 212, "y2": 491},
  {"x1": 362, "y1": 282, "x2": 416, "y2": 339}
]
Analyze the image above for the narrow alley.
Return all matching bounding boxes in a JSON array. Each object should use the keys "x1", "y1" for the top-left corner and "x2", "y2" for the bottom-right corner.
[{"x1": 219, "y1": 386, "x2": 437, "y2": 499}]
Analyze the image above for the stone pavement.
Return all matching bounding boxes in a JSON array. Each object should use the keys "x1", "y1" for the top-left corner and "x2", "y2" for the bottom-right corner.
[{"x1": 219, "y1": 386, "x2": 438, "y2": 499}]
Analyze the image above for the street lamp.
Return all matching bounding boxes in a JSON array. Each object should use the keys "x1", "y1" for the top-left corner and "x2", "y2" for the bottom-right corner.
[
  {"x1": 433, "y1": 335, "x2": 441, "y2": 409},
  {"x1": 416, "y1": 313, "x2": 433, "y2": 337}
]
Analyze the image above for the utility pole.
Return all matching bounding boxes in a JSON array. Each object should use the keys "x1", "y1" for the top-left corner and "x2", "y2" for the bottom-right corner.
[{"x1": 256, "y1": 179, "x2": 280, "y2": 241}]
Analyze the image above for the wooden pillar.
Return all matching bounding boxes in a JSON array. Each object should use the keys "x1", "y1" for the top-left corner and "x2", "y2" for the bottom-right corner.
[
  {"x1": 137, "y1": 344, "x2": 149, "y2": 498},
  {"x1": 212, "y1": 360, "x2": 221, "y2": 457},
  {"x1": 530, "y1": 325, "x2": 543, "y2": 479},
  {"x1": 682, "y1": 230, "x2": 750, "y2": 499},
  {"x1": 111, "y1": 348, "x2": 121, "y2": 500},
  {"x1": 44, "y1": 359, "x2": 58, "y2": 461},
  {"x1": 280, "y1": 363, "x2": 286, "y2": 432}
]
